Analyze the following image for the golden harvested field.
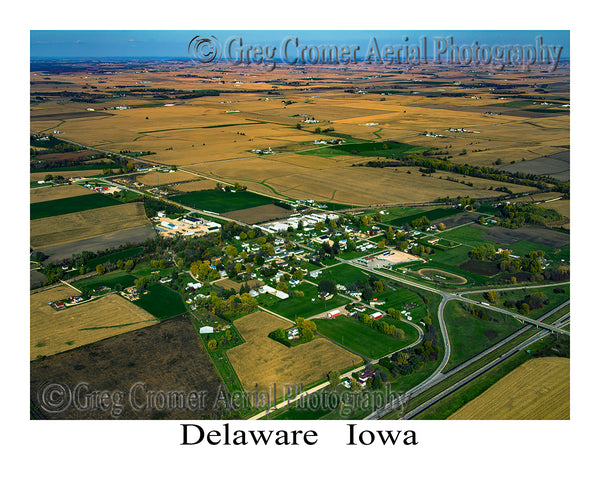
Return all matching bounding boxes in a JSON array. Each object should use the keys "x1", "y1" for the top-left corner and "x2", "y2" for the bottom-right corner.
[
  {"x1": 227, "y1": 311, "x2": 361, "y2": 401},
  {"x1": 30, "y1": 289, "x2": 158, "y2": 360},
  {"x1": 171, "y1": 178, "x2": 220, "y2": 192},
  {"x1": 30, "y1": 169, "x2": 107, "y2": 182},
  {"x1": 30, "y1": 202, "x2": 150, "y2": 248},
  {"x1": 30, "y1": 62, "x2": 569, "y2": 206},
  {"x1": 30, "y1": 184, "x2": 95, "y2": 203},
  {"x1": 134, "y1": 170, "x2": 201, "y2": 185},
  {"x1": 449, "y1": 357, "x2": 570, "y2": 420}
]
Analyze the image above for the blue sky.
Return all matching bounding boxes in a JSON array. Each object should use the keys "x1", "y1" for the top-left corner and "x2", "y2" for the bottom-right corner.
[{"x1": 30, "y1": 30, "x2": 569, "y2": 59}]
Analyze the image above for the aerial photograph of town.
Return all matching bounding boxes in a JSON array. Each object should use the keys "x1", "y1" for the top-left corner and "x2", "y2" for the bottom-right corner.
[{"x1": 27, "y1": 29, "x2": 573, "y2": 426}]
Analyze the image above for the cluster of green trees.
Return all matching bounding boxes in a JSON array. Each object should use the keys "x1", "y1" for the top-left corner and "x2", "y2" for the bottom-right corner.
[
  {"x1": 358, "y1": 153, "x2": 569, "y2": 194},
  {"x1": 296, "y1": 317, "x2": 317, "y2": 342},
  {"x1": 495, "y1": 202, "x2": 563, "y2": 229},
  {"x1": 140, "y1": 196, "x2": 187, "y2": 218},
  {"x1": 357, "y1": 313, "x2": 405, "y2": 340},
  {"x1": 377, "y1": 323, "x2": 440, "y2": 378},
  {"x1": 503, "y1": 291, "x2": 549, "y2": 313},
  {"x1": 197, "y1": 292, "x2": 258, "y2": 320}
]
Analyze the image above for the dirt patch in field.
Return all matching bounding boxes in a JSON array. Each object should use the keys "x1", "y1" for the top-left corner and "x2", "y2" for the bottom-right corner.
[
  {"x1": 435, "y1": 212, "x2": 481, "y2": 229},
  {"x1": 30, "y1": 202, "x2": 151, "y2": 248},
  {"x1": 449, "y1": 357, "x2": 569, "y2": 419},
  {"x1": 459, "y1": 259, "x2": 501, "y2": 276},
  {"x1": 30, "y1": 315, "x2": 224, "y2": 419},
  {"x1": 31, "y1": 290, "x2": 158, "y2": 360},
  {"x1": 30, "y1": 111, "x2": 115, "y2": 121},
  {"x1": 472, "y1": 224, "x2": 570, "y2": 249},
  {"x1": 224, "y1": 204, "x2": 291, "y2": 224},
  {"x1": 227, "y1": 311, "x2": 361, "y2": 402},
  {"x1": 30, "y1": 184, "x2": 95, "y2": 203},
  {"x1": 500, "y1": 150, "x2": 569, "y2": 182},
  {"x1": 34, "y1": 149, "x2": 104, "y2": 163}
]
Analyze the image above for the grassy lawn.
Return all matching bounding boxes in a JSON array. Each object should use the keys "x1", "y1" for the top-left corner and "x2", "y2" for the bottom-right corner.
[
  {"x1": 380, "y1": 288, "x2": 428, "y2": 321},
  {"x1": 133, "y1": 283, "x2": 187, "y2": 320},
  {"x1": 73, "y1": 270, "x2": 137, "y2": 291},
  {"x1": 30, "y1": 192, "x2": 122, "y2": 219},
  {"x1": 442, "y1": 300, "x2": 524, "y2": 373},
  {"x1": 319, "y1": 263, "x2": 371, "y2": 286},
  {"x1": 170, "y1": 189, "x2": 273, "y2": 213},
  {"x1": 428, "y1": 244, "x2": 473, "y2": 266},
  {"x1": 259, "y1": 282, "x2": 348, "y2": 320},
  {"x1": 435, "y1": 225, "x2": 497, "y2": 249},
  {"x1": 313, "y1": 315, "x2": 409, "y2": 359}
]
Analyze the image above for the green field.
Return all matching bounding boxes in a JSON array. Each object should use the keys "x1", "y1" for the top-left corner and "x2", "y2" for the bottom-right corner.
[
  {"x1": 30, "y1": 192, "x2": 122, "y2": 219},
  {"x1": 258, "y1": 282, "x2": 347, "y2": 320},
  {"x1": 313, "y1": 315, "x2": 409, "y2": 359},
  {"x1": 442, "y1": 300, "x2": 524, "y2": 373},
  {"x1": 298, "y1": 141, "x2": 426, "y2": 159},
  {"x1": 72, "y1": 270, "x2": 137, "y2": 292},
  {"x1": 133, "y1": 283, "x2": 187, "y2": 320},
  {"x1": 319, "y1": 263, "x2": 371, "y2": 286},
  {"x1": 170, "y1": 189, "x2": 273, "y2": 213},
  {"x1": 428, "y1": 245, "x2": 473, "y2": 266}
]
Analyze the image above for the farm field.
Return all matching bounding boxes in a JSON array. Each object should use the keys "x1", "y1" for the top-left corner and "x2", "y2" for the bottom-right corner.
[
  {"x1": 30, "y1": 183, "x2": 95, "y2": 202},
  {"x1": 33, "y1": 224, "x2": 156, "y2": 265},
  {"x1": 224, "y1": 204, "x2": 291, "y2": 224},
  {"x1": 313, "y1": 314, "x2": 418, "y2": 359},
  {"x1": 226, "y1": 311, "x2": 362, "y2": 401},
  {"x1": 30, "y1": 315, "x2": 224, "y2": 419},
  {"x1": 449, "y1": 357, "x2": 569, "y2": 419},
  {"x1": 170, "y1": 189, "x2": 274, "y2": 213},
  {"x1": 30, "y1": 192, "x2": 122, "y2": 220},
  {"x1": 30, "y1": 202, "x2": 151, "y2": 248},
  {"x1": 30, "y1": 288, "x2": 157, "y2": 360}
]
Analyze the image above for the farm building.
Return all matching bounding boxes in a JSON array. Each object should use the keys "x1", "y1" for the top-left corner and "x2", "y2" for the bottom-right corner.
[
  {"x1": 199, "y1": 326, "x2": 214, "y2": 334},
  {"x1": 327, "y1": 309, "x2": 342, "y2": 319},
  {"x1": 370, "y1": 312, "x2": 383, "y2": 320},
  {"x1": 161, "y1": 221, "x2": 178, "y2": 230}
]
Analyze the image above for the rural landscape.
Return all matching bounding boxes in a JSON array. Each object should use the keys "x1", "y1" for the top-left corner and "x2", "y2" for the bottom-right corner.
[{"x1": 30, "y1": 31, "x2": 570, "y2": 421}]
